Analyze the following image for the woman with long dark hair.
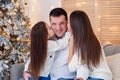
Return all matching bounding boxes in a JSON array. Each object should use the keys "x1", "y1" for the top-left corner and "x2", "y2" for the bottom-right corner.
[
  {"x1": 24, "y1": 21, "x2": 71, "y2": 80},
  {"x1": 68, "y1": 10, "x2": 112, "y2": 80}
]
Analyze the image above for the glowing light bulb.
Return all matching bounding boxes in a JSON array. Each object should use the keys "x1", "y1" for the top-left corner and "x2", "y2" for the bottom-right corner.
[
  {"x1": 82, "y1": 2, "x2": 86, "y2": 5},
  {"x1": 76, "y1": 3, "x2": 81, "y2": 7},
  {"x1": 105, "y1": 41, "x2": 111, "y2": 44},
  {"x1": 97, "y1": 28, "x2": 101, "y2": 32},
  {"x1": 98, "y1": 16, "x2": 101, "y2": 19}
]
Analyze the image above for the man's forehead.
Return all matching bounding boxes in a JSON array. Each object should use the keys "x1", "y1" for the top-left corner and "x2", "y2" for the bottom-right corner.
[
  {"x1": 50, "y1": 16, "x2": 66, "y2": 23},
  {"x1": 50, "y1": 15, "x2": 66, "y2": 20}
]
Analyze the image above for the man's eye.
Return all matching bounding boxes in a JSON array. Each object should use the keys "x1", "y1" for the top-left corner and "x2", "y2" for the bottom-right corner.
[
  {"x1": 60, "y1": 22, "x2": 64, "y2": 26},
  {"x1": 52, "y1": 23, "x2": 56, "y2": 26}
]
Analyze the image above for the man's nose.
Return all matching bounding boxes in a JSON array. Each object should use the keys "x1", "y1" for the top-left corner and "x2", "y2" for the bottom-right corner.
[{"x1": 56, "y1": 25, "x2": 61, "y2": 30}]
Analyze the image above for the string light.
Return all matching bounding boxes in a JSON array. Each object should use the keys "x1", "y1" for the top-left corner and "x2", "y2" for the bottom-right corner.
[
  {"x1": 105, "y1": 41, "x2": 111, "y2": 44},
  {"x1": 82, "y1": 2, "x2": 86, "y2": 5},
  {"x1": 98, "y1": 16, "x2": 101, "y2": 19},
  {"x1": 76, "y1": 2, "x2": 81, "y2": 7},
  {"x1": 97, "y1": 28, "x2": 101, "y2": 32}
]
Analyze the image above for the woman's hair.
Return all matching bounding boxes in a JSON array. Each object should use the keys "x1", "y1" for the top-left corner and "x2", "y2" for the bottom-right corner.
[
  {"x1": 70, "y1": 10, "x2": 102, "y2": 68},
  {"x1": 30, "y1": 21, "x2": 48, "y2": 79},
  {"x1": 49, "y1": 7, "x2": 68, "y2": 21}
]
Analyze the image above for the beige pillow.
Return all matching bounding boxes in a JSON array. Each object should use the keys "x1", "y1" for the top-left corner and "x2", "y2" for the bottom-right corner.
[{"x1": 107, "y1": 53, "x2": 120, "y2": 80}]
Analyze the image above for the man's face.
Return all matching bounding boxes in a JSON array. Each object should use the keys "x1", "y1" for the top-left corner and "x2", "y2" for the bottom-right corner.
[{"x1": 50, "y1": 15, "x2": 67, "y2": 38}]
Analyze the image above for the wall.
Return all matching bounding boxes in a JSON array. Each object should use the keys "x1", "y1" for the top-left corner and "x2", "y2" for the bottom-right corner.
[
  {"x1": 62, "y1": 0, "x2": 120, "y2": 45},
  {"x1": 25, "y1": 0, "x2": 61, "y2": 28}
]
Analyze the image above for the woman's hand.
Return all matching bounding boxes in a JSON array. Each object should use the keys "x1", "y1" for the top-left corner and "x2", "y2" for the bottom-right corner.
[
  {"x1": 68, "y1": 35, "x2": 74, "y2": 63},
  {"x1": 23, "y1": 71, "x2": 31, "y2": 80},
  {"x1": 76, "y1": 78, "x2": 84, "y2": 80},
  {"x1": 67, "y1": 22, "x2": 72, "y2": 32}
]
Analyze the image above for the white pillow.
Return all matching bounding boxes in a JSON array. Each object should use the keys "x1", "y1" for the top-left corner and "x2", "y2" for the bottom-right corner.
[{"x1": 107, "y1": 53, "x2": 120, "y2": 80}]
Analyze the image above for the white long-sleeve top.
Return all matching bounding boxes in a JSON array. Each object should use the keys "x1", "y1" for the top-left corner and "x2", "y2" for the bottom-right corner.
[
  {"x1": 76, "y1": 64, "x2": 89, "y2": 80},
  {"x1": 50, "y1": 46, "x2": 76, "y2": 80},
  {"x1": 68, "y1": 47, "x2": 112, "y2": 80},
  {"x1": 24, "y1": 31, "x2": 71, "y2": 77}
]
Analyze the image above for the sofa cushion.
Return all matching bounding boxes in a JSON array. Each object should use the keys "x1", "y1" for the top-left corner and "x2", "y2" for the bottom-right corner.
[
  {"x1": 104, "y1": 44, "x2": 120, "y2": 56},
  {"x1": 107, "y1": 53, "x2": 120, "y2": 80},
  {"x1": 10, "y1": 63, "x2": 24, "y2": 80}
]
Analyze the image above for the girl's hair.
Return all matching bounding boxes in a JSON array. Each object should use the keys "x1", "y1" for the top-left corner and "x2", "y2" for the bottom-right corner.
[
  {"x1": 30, "y1": 21, "x2": 48, "y2": 79},
  {"x1": 70, "y1": 10, "x2": 102, "y2": 68}
]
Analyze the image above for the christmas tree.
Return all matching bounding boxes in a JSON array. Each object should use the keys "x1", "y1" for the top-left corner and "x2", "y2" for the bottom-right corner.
[{"x1": 0, "y1": 0, "x2": 30, "y2": 79}]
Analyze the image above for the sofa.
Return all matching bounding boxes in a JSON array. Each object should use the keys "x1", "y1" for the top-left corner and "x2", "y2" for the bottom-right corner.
[
  {"x1": 10, "y1": 44, "x2": 120, "y2": 80},
  {"x1": 103, "y1": 44, "x2": 120, "y2": 80}
]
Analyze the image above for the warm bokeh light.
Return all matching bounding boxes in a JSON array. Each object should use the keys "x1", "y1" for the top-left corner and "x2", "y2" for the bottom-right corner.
[
  {"x1": 105, "y1": 41, "x2": 111, "y2": 44},
  {"x1": 62, "y1": 0, "x2": 120, "y2": 44},
  {"x1": 76, "y1": 2, "x2": 81, "y2": 7},
  {"x1": 97, "y1": 28, "x2": 101, "y2": 32}
]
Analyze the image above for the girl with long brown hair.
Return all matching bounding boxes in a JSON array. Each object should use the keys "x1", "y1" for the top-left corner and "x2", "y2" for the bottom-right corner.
[
  {"x1": 24, "y1": 21, "x2": 71, "y2": 80},
  {"x1": 68, "y1": 10, "x2": 112, "y2": 80}
]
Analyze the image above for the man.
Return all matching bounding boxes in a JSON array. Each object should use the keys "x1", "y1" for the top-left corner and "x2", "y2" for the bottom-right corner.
[
  {"x1": 49, "y1": 8, "x2": 76, "y2": 80},
  {"x1": 23, "y1": 8, "x2": 76, "y2": 80}
]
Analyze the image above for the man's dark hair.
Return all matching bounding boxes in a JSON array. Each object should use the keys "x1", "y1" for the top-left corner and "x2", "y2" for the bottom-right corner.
[{"x1": 49, "y1": 8, "x2": 68, "y2": 21}]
